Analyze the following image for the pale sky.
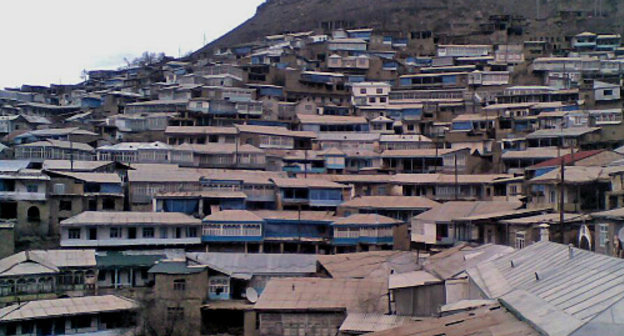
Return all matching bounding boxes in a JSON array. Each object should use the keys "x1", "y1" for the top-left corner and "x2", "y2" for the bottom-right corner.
[{"x1": 0, "y1": 0, "x2": 265, "y2": 89}]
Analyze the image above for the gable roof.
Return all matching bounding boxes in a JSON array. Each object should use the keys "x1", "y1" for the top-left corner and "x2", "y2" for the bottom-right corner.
[
  {"x1": 0, "y1": 250, "x2": 96, "y2": 277},
  {"x1": 414, "y1": 201, "x2": 523, "y2": 223},
  {"x1": 203, "y1": 210, "x2": 264, "y2": 222},
  {"x1": 17, "y1": 139, "x2": 94, "y2": 152},
  {"x1": 60, "y1": 211, "x2": 200, "y2": 226},
  {"x1": 333, "y1": 213, "x2": 403, "y2": 226},
  {"x1": 186, "y1": 252, "x2": 317, "y2": 279},
  {"x1": 467, "y1": 241, "x2": 624, "y2": 335},
  {"x1": 0, "y1": 295, "x2": 137, "y2": 322},
  {"x1": 317, "y1": 251, "x2": 421, "y2": 280},
  {"x1": 46, "y1": 171, "x2": 122, "y2": 184},
  {"x1": 365, "y1": 304, "x2": 538, "y2": 336},
  {"x1": 254, "y1": 277, "x2": 387, "y2": 313},
  {"x1": 423, "y1": 244, "x2": 514, "y2": 280},
  {"x1": 340, "y1": 196, "x2": 440, "y2": 210},
  {"x1": 528, "y1": 150, "x2": 604, "y2": 169}
]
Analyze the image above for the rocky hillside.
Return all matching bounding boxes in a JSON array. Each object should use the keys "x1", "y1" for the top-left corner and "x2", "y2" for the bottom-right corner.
[{"x1": 192, "y1": 0, "x2": 624, "y2": 58}]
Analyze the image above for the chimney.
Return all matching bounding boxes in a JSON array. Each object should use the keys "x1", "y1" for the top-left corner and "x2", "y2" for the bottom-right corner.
[
  {"x1": 569, "y1": 244, "x2": 574, "y2": 259},
  {"x1": 538, "y1": 223, "x2": 550, "y2": 242}
]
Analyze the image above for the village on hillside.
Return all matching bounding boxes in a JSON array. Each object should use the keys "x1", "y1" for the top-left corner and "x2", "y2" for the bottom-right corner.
[{"x1": 2, "y1": 12, "x2": 624, "y2": 336}]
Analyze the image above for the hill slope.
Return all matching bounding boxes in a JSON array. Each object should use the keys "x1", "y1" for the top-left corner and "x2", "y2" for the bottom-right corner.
[{"x1": 193, "y1": 0, "x2": 624, "y2": 58}]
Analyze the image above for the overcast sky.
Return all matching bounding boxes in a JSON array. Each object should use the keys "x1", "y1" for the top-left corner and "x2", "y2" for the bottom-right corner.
[{"x1": 0, "y1": 0, "x2": 265, "y2": 89}]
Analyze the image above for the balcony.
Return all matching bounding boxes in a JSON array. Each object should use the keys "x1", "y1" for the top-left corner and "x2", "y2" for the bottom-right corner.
[{"x1": 0, "y1": 191, "x2": 47, "y2": 201}]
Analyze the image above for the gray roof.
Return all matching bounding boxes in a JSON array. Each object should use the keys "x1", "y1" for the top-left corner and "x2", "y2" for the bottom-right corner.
[
  {"x1": 61, "y1": 211, "x2": 201, "y2": 226},
  {"x1": 316, "y1": 132, "x2": 380, "y2": 141},
  {"x1": 467, "y1": 241, "x2": 624, "y2": 335},
  {"x1": 388, "y1": 270, "x2": 441, "y2": 289},
  {"x1": 148, "y1": 260, "x2": 206, "y2": 275},
  {"x1": 0, "y1": 160, "x2": 31, "y2": 173},
  {"x1": 0, "y1": 250, "x2": 96, "y2": 277},
  {"x1": 526, "y1": 127, "x2": 601, "y2": 139},
  {"x1": 339, "y1": 313, "x2": 414, "y2": 333},
  {"x1": 186, "y1": 252, "x2": 317, "y2": 279},
  {"x1": 424, "y1": 243, "x2": 514, "y2": 280},
  {"x1": 0, "y1": 295, "x2": 136, "y2": 322}
]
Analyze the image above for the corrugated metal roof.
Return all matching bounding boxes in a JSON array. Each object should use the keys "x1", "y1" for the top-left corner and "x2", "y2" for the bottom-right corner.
[
  {"x1": 148, "y1": 260, "x2": 206, "y2": 275},
  {"x1": 388, "y1": 270, "x2": 441, "y2": 289},
  {"x1": 414, "y1": 201, "x2": 523, "y2": 223},
  {"x1": 17, "y1": 139, "x2": 94, "y2": 152},
  {"x1": 317, "y1": 251, "x2": 421, "y2": 280},
  {"x1": 252, "y1": 210, "x2": 335, "y2": 222},
  {"x1": 333, "y1": 214, "x2": 403, "y2": 226},
  {"x1": 526, "y1": 127, "x2": 601, "y2": 139},
  {"x1": 340, "y1": 196, "x2": 440, "y2": 210},
  {"x1": 365, "y1": 304, "x2": 539, "y2": 336},
  {"x1": 0, "y1": 250, "x2": 96, "y2": 277},
  {"x1": 271, "y1": 177, "x2": 347, "y2": 189},
  {"x1": 186, "y1": 252, "x2": 317, "y2": 278},
  {"x1": 43, "y1": 160, "x2": 115, "y2": 172},
  {"x1": 339, "y1": 313, "x2": 414, "y2": 333},
  {"x1": 254, "y1": 277, "x2": 387, "y2": 312},
  {"x1": 467, "y1": 241, "x2": 624, "y2": 333},
  {"x1": 424, "y1": 244, "x2": 514, "y2": 280},
  {"x1": 0, "y1": 295, "x2": 137, "y2": 322},
  {"x1": 47, "y1": 171, "x2": 121, "y2": 184},
  {"x1": 61, "y1": 211, "x2": 201, "y2": 226},
  {"x1": 203, "y1": 210, "x2": 263, "y2": 222},
  {"x1": 0, "y1": 160, "x2": 31, "y2": 172}
]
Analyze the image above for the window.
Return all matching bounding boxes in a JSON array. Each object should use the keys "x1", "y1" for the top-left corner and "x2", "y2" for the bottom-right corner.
[
  {"x1": 53, "y1": 183, "x2": 66, "y2": 194},
  {"x1": 128, "y1": 227, "x2": 137, "y2": 239},
  {"x1": 599, "y1": 223, "x2": 609, "y2": 247},
  {"x1": 102, "y1": 198, "x2": 115, "y2": 210},
  {"x1": 71, "y1": 316, "x2": 92, "y2": 329},
  {"x1": 21, "y1": 322, "x2": 33, "y2": 334},
  {"x1": 98, "y1": 271, "x2": 106, "y2": 281},
  {"x1": 376, "y1": 88, "x2": 383, "y2": 94},
  {"x1": 175, "y1": 227, "x2": 182, "y2": 239},
  {"x1": 549, "y1": 190, "x2": 557, "y2": 203},
  {"x1": 88, "y1": 199, "x2": 97, "y2": 211},
  {"x1": 59, "y1": 200, "x2": 72, "y2": 211},
  {"x1": 110, "y1": 227, "x2": 121, "y2": 239},
  {"x1": 173, "y1": 279, "x2": 186, "y2": 291},
  {"x1": 68, "y1": 228, "x2": 81, "y2": 239},
  {"x1": 379, "y1": 97, "x2": 387, "y2": 103},
  {"x1": 187, "y1": 227, "x2": 198, "y2": 238},
  {"x1": 209, "y1": 276, "x2": 230, "y2": 296},
  {"x1": 436, "y1": 223, "x2": 449, "y2": 239},
  {"x1": 604, "y1": 89, "x2": 613, "y2": 96},
  {"x1": 515, "y1": 231, "x2": 526, "y2": 249},
  {"x1": 160, "y1": 227, "x2": 168, "y2": 238},
  {"x1": 26, "y1": 184, "x2": 38, "y2": 193},
  {"x1": 143, "y1": 227, "x2": 154, "y2": 238},
  {"x1": 369, "y1": 97, "x2": 376, "y2": 103},
  {"x1": 359, "y1": 88, "x2": 366, "y2": 94},
  {"x1": 27, "y1": 206, "x2": 40, "y2": 222}
]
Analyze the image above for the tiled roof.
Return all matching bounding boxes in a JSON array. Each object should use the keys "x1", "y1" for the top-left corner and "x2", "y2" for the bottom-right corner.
[{"x1": 528, "y1": 150, "x2": 603, "y2": 169}]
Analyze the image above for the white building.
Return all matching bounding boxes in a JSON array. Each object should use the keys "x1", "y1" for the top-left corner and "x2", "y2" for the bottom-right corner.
[
  {"x1": 60, "y1": 211, "x2": 202, "y2": 248},
  {"x1": 351, "y1": 82, "x2": 391, "y2": 107}
]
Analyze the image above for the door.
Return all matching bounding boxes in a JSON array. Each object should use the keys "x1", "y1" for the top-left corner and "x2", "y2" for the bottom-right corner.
[
  {"x1": 128, "y1": 227, "x2": 136, "y2": 239},
  {"x1": 89, "y1": 228, "x2": 97, "y2": 240}
]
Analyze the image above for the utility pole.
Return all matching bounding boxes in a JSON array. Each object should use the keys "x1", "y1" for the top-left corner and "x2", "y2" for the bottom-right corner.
[
  {"x1": 304, "y1": 149, "x2": 308, "y2": 178},
  {"x1": 454, "y1": 153, "x2": 459, "y2": 200},
  {"x1": 559, "y1": 134, "x2": 565, "y2": 243},
  {"x1": 69, "y1": 130, "x2": 74, "y2": 172}
]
